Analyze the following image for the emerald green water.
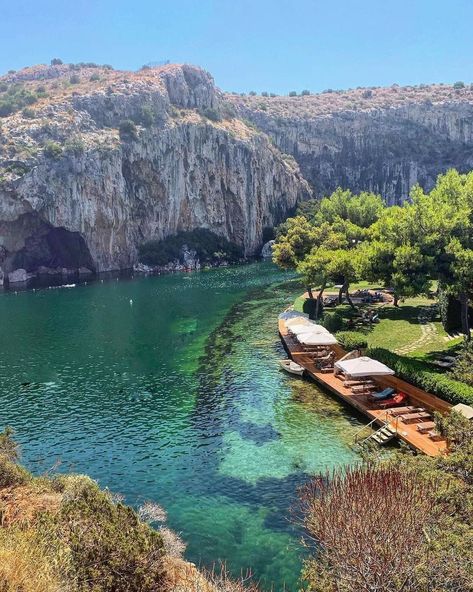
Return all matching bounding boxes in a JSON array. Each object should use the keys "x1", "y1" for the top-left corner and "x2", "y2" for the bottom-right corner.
[{"x1": 0, "y1": 263, "x2": 362, "y2": 590}]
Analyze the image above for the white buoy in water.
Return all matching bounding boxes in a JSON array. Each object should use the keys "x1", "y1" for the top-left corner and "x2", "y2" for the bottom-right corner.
[{"x1": 129, "y1": 299, "x2": 133, "y2": 306}]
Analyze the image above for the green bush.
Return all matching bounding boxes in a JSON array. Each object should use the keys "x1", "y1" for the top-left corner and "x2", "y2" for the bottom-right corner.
[
  {"x1": 336, "y1": 331, "x2": 368, "y2": 351},
  {"x1": 200, "y1": 107, "x2": 221, "y2": 122},
  {"x1": 289, "y1": 91, "x2": 297, "y2": 97},
  {"x1": 321, "y1": 309, "x2": 346, "y2": 332},
  {"x1": 59, "y1": 480, "x2": 166, "y2": 592},
  {"x1": 0, "y1": 84, "x2": 39, "y2": 117},
  {"x1": 43, "y1": 141, "x2": 63, "y2": 158},
  {"x1": 64, "y1": 136, "x2": 85, "y2": 155},
  {"x1": 22, "y1": 107, "x2": 36, "y2": 118},
  {"x1": 301, "y1": 89, "x2": 311, "y2": 96},
  {"x1": 138, "y1": 228, "x2": 243, "y2": 266},
  {"x1": 50, "y1": 58, "x2": 63, "y2": 65},
  {"x1": 453, "y1": 81, "x2": 465, "y2": 89},
  {"x1": 89, "y1": 73, "x2": 101, "y2": 82},
  {"x1": 119, "y1": 119, "x2": 138, "y2": 141},
  {"x1": 367, "y1": 347, "x2": 473, "y2": 406},
  {"x1": 69, "y1": 74, "x2": 80, "y2": 84},
  {"x1": 139, "y1": 105, "x2": 155, "y2": 127}
]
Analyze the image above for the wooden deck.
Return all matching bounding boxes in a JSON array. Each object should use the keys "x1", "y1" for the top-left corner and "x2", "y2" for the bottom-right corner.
[{"x1": 279, "y1": 319, "x2": 450, "y2": 456}]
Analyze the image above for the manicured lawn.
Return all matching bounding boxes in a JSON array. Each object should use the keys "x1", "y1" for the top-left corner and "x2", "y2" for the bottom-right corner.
[{"x1": 294, "y1": 287, "x2": 463, "y2": 358}]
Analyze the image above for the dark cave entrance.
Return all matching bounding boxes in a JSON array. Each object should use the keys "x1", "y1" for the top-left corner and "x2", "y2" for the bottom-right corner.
[{"x1": 10, "y1": 226, "x2": 95, "y2": 273}]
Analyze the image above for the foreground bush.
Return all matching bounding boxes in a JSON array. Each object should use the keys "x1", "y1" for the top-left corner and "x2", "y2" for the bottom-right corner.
[
  {"x1": 301, "y1": 465, "x2": 441, "y2": 592},
  {"x1": 301, "y1": 415, "x2": 473, "y2": 592},
  {"x1": 368, "y1": 347, "x2": 473, "y2": 405},
  {"x1": 335, "y1": 331, "x2": 368, "y2": 351}
]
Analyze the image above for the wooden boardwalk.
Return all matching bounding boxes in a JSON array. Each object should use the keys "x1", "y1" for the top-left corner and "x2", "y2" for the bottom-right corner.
[{"x1": 279, "y1": 319, "x2": 450, "y2": 456}]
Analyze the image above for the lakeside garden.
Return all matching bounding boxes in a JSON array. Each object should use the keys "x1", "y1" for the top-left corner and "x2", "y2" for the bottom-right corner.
[
  {"x1": 273, "y1": 169, "x2": 473, "y2": 408},
  {"x1": 273, "y1": 169, "x2": 473, "y2": 592}
]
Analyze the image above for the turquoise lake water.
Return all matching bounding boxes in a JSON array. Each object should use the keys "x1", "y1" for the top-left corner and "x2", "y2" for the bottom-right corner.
[{"x1": 0, "y1": 263, "x2": 362, "y2": 590}]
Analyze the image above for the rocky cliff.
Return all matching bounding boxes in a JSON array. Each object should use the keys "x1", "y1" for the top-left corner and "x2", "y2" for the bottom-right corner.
[
  {"x1": 2, "y1": 63, "x2": 473, "y2": 279},
  {"x1": 0, "y1": 64, "x2": 310, "y2": 277},
  {"x1": 229, "y1": 86, "x2": 473, "y2": 204}
]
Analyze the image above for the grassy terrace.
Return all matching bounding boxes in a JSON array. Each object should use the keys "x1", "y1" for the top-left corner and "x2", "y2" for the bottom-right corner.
[{"x1": 294, "y1": 283, "x2": 463, "y2": 361}]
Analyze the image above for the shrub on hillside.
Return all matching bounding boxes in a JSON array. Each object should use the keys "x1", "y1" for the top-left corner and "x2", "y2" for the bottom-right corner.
[
  {"x1": 21, "y1": 107, "x2": 36, "y2": 119},
  {"x1": 89, "y1": 72, "x2": 101, "y2": 82},
  {"x1": 119, "y1": 119, "x2": 138, "y2": 141},
  {"x1": 64, "y1": 136, "x2": 85, "y2": 155},
  {"x1": 59, "y1": 479, "x2": 166, "y2": 591},
  {"x1": 453, "y1": 81, "x2": 465, "y2": 89},
  {"x1": 50, "y1": 58, "x2": 63, "y2": 66},
  {"x1": 367, "y1": 347, "x2": 473, "y2": 406},
  {"x1": 288, "y1": 91, "x2": 297, "y2": 97},
  {"x1": 139, "y1": 105, "x2": 155, "y2": 127},
  {"x1": 43, "y1": 141, "x2": 63, "y2": 158},
  {"x1": 200, "y1": 107, "x2": 221, "y2": 122},
  {"x1": 69, "y1": 74, "x2": 80, "y2": 84},
  {"x1": 138, "y1": 229, "x2": 243, "y2": 267},
  {"x1": 301, "y1": 89, "x2": 311, "y2": 96},
  {"x1": 336, "y1": 331, "x2": 368, "y2": 351},
  {"x1": 0, "y1": 85, "x2": 39, "y2": 117}
]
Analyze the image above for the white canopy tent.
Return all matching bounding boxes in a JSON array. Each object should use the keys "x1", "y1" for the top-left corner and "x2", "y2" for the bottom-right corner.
[
  {"x1": 285, "y1": 317, "x2": 315, "y2": 329},
  {"x1": 290, "y1": 324, "x2": 330, "y2": 336},
  {"x1": 298, "y1": 332, "x2": 338, "y2": 346},
  {"x1": 335, "y1": 356, "x2": 394, "y2": 378}
]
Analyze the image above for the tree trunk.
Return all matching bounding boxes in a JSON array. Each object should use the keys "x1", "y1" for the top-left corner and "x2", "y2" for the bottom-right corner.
[
  {"x1": 459, "y1": 292, "x2": 471, "y2": 341},
  {"x1": 345, "y1": 283, "x2": 356, "y2": 310},
  {"x1": 307, "y1": 286, "x2": 314, "y2": 300},
  {"x1": 315, "y1": 281, "x2": 326, "y2": 320},
  {"x1": 338, "y1": 281, "x2": 345, "y2": 305},
  {"x1": 393, "y1": 293, "x2": 399, "y2": 307}
]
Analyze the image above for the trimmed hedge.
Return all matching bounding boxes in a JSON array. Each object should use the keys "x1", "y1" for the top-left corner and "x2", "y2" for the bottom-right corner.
[
  {"x1": 336, "y1": 331, "x2": 368, "y2": 351},
  {"x1": 367, "y1": 347, "x2": 473, "y2": 406}
]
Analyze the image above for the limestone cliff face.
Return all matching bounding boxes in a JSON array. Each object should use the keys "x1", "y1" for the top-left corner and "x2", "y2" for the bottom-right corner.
[
  {"x1": 0, "y1": 65, "x2": 310, "y2": 274},
  {"x1": 3, "y1": 63, "x2": 473, "y2": 278},
  {"x1": 230, "y1": 91, "x2": 473, "y2": 204}
]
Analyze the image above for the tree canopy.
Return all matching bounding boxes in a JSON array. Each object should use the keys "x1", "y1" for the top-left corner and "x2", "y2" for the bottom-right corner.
[{"x1": 273, "y1": 172, "x2": 473, "y2": 337}]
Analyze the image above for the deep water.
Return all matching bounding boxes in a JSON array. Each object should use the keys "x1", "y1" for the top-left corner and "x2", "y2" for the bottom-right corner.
[{"x1": 0, "y1": 262, "x2": 363, "y2": 590}]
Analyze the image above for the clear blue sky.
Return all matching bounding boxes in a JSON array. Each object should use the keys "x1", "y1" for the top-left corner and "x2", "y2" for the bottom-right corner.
[{"x1": 2, "y1": 0, "x2": 473, "y2": 94}]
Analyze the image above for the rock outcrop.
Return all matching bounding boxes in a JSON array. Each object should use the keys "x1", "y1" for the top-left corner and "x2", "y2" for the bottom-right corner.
[{"x1": 0, "y1": 64, "x2": 310, "y2": 274}]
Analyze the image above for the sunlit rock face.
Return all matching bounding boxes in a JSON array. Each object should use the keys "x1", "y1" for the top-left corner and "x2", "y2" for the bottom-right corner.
[
  {"x1": 230, "y1": 91, "x2": 473, "y2": 204},
  {"x1": 3, "y1": 63, "x2": 473, "y2": 275},
  {"x1": 0, "y1": 65, "x2": 311, "y2": 273}
]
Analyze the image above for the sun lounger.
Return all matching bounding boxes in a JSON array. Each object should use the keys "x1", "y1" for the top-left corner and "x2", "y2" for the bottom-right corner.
[
  {"x1": 344, "y1": 379, "x2": 374, "y2": 387},
  {"x1": 387, "y1": 406, "x2": 423, "y2": 417},
  {"x1": 320, "y1": 366, "x2": 334, "y2": 373},
  {"x1": 428, "y1": 430, "x2": 444, "y2": 441},
  {"x1": 400, "y1": 411, "x2": 432, "y2": 424},
  {"x1": 351, "y1": 384, "x2": 377, "y2": 394},
  {"x1": 377, "y1": 392, "x2": 408, "y2": 409},
  {"x1": 416, "y1": 421, "x2": 436, "y2": 434}
]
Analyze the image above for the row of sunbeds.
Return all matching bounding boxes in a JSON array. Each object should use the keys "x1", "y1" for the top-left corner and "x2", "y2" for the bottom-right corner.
[{"x1": 337, "y1": 378, "x2": 443, "y2": 441}]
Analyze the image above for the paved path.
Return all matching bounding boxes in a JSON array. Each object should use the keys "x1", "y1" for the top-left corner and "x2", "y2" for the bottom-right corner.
[{"x1": 394, "y1": 305, "x2": 438, "y2": 355}]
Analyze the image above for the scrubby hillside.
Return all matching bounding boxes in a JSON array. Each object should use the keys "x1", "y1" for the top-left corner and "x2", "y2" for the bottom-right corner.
[{"x1": 0, "y1": 428, "x2": 248, "y2": 592}]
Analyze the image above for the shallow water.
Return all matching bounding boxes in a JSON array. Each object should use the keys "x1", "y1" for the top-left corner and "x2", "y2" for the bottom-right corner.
[{"x1": 0, "y1": 263, "x2": 363, "y2": 590}]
